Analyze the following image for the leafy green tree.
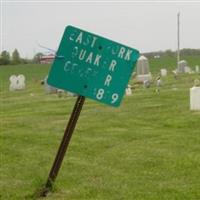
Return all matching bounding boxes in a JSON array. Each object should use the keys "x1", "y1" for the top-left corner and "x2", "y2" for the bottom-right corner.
[
  {"x1": 33, "y1": 52, "x2": 44, "y2": 64},
  {"x1": 21, "y1": 58, "x2": 31, "y2": 64},
  {"x1": 12, "y1": 49, "x2": 21, "y2": 64},
  {"x1": 0, "y1": 50, "x2": 10, "y2": 65}
]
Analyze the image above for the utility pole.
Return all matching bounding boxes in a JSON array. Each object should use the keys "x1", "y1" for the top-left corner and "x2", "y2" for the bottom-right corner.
[{"x1": 177, "y1": 12, "x2": 180, "y2": 68}]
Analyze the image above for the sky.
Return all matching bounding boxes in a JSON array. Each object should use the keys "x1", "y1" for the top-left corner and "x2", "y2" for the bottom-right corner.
[{"x1": 1, "y1": 0, "x2": 200, "y2": 58}]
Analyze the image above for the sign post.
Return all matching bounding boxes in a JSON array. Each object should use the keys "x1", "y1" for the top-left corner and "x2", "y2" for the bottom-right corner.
[
  {"x1": 39, "y1": 25, "x2": 139, "y2": 196},
  {"x1": 40, "y1": 95, "x2": 85, "y2": 196}
]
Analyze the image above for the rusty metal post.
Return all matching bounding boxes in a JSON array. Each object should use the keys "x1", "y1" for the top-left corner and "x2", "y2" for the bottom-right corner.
[{"x1": 40, "y1": 95, "x2": 85, "y2": 197}]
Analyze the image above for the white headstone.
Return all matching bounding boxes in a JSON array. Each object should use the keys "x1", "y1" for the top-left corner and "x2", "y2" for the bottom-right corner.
[
  {"x1": 195, "y1": 65, "x2": 199, "y2": 73},
  {"x1": 190, "y1": 87, "x2": 200, "y2": 111},
  {"x1": 136, "y1": 56, "x2": 152, "y2": 82},
  {"x1": 184, "y1": 66, "x2": 191, "y2": 73},
  {"x1": 9, "y1": 74, "x2": 26, "y2": 91},
  {"x1": 160, "y1": 69, "x2": 167, "y2": 76},
  {"x1": 9, "y1": 75, "x2": 18, "y2": 91},
  {"x1": 18, "y1": 74, "x2": 26, "y2": 90}
]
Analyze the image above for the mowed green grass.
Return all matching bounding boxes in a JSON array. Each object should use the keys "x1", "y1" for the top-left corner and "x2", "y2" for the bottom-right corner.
[{"x1": 0, "y1": 57, "x2": 200, "y2": 200}]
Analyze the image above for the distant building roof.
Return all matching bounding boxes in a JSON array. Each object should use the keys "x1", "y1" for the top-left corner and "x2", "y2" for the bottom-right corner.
[{"x1": 39, "y1": 54, "x2": 55, "y2": 64}]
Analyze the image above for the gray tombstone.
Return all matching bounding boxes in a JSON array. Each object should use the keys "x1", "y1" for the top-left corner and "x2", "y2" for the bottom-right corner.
[
  {"x1": 136, "y1": 55, "x2": 152, "y2": 82},
  {"x1": 136, "y1": 55, "x2": 150, "y2": 75},
  {"x1": 160, "y1": 69, "x2": 167, "y2": 77},
  {"x1": 177, "y1": 60, "x2": 187, "y2": 73}
]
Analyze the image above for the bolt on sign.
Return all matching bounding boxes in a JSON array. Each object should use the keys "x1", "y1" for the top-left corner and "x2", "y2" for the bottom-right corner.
[{"x1": 47, "y1": 26, "x2": 140, "y2": 107}]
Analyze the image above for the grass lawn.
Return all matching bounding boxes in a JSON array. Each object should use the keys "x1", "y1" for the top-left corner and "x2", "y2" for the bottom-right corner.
[{"x1": 0, "y1": 57, "x2": 200, "y2": 200}]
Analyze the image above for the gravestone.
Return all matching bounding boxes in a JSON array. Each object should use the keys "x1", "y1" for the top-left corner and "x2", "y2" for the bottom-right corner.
[
  {"x1": 190, "y1": 87, "x2": 200, "y2": 111},
  {"x1": 160, "y1": 68, "x2": 167, "y2": 76},
  {"x1": 136, "y1": 55, "x2": 152, "y2": 82},
  {"x1": 195, "y1": 65, "x2": 199, "y2": 73},
  {"x1": 177, "y1": 60, "x2": 187, "y2": 73},
  {"x1": 9, "y1": 74, "x2": 26, "y2": 91},
  {"x1": 9, "y1": 75, "x2": 17, "y2": 91},
  {"x1": 184, "y1": 66, "x2": 191, "y2": 73},
  {"x1": 18, "y1": 74, "x2": 26, "y2": 90}
]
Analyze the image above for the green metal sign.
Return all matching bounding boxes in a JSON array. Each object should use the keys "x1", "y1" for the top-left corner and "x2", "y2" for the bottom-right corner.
[{"x1": 47, "y1": 25, "x2": 139, "y2": 107}]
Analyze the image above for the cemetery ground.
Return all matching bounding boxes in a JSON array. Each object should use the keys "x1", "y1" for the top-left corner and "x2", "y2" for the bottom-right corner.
[{"x1": 0, "y1": 55, "x2": 200, "y2": 200}]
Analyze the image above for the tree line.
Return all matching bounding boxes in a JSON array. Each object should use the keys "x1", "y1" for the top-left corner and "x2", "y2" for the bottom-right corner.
[
  {"x1": 144, "y1": 48, "x2": 200, "y2": 58},
  {"x1": 1, "y1": 48, "x2": 200, "y2": 65},
  {"x1": 0, "y1": 49, "x2": 44, "y2": 65}
]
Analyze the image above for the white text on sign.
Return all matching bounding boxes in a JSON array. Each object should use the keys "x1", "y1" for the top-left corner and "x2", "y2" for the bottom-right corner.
[{"x1": 67, "y1": 30, "x2": 133, "y2": 104}]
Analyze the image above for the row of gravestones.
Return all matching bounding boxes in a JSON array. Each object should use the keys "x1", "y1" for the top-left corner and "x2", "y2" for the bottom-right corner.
[
  {"x1": 135, "y1": 56, "x2": 200, "y2": 111},
  {"x1": 135, "y1": 56, "x2": 167, "y2": 82},
  {"x1": 136, "y1": 56, "x2": 199, "y2": 81},
  {"x1": 9, "y1": 57, "x2": 198, "y2": 92},
  {"x1": 9, "y1": 74, "x2": 132, "y2": 97},
  {"x1": 9, "y1": 74, "x2": 77, "y2": 97},
  {"x1": 177, "y1": 60, "x2": 200, "y2": 74},
  {"x1": 9, "y1": 66, "x2": 200, "y2": 110},
  {"x1": 160, "y1": 66, "x2": 199, "y2": 77}
]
